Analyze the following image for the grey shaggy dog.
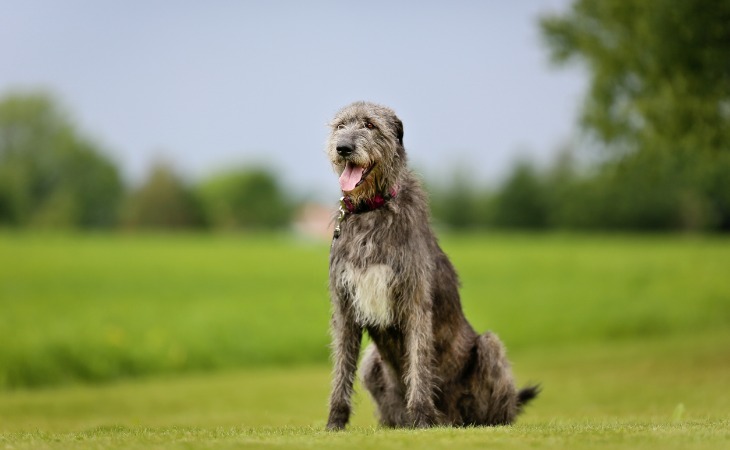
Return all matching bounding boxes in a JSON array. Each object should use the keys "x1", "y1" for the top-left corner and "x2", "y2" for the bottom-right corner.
[{"x1": 325, "y1": 101, "x2": 538, "y2": 430}]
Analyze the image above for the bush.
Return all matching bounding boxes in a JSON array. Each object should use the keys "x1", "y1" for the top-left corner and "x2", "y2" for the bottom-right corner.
[
  {"x1": 492, "y1": 161, "x2": 549, "y2": 229},
  {"x1": 121, "y1": 163, "x2": 206, "y2": 229},
  {"x1": 197, "y1": 168, "x2": 292, "y2": 230}
]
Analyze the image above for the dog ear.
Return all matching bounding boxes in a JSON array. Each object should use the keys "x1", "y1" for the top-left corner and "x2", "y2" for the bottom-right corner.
[{"x1": 393, "y1": 117, "x2": 404, "y2": 145}]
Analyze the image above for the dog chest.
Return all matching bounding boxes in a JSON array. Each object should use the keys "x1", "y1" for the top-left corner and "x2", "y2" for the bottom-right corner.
[{"x1": 339, "y1": 263, "x2": 395, "y2": 328}]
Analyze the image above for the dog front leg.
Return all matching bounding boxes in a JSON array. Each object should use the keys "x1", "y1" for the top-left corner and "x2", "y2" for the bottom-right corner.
[
  {"x1": 404, "y1": 289, "x2": 438, "y2": 427},
  {"x1": 326, "y1": 299, "x2": 362, "y2": 430}
]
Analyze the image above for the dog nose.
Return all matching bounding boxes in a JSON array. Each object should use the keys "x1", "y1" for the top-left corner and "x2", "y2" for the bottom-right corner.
[{"x1": 337, "y1": 145, "x2": 354, "y2": 157}]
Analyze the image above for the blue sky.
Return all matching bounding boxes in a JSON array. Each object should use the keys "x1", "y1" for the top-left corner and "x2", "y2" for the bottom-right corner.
[{"x1": 0, "y1": 1, "x2": 585, "y2": 199}]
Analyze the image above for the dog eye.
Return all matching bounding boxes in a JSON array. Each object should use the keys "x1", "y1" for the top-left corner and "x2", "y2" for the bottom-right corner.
[
  {"x1": 336, "y1": 123, "x2": 345, "y2": 130},
  {"x1": 365, "y1": 121, "x2": 375, "y2": 129}
]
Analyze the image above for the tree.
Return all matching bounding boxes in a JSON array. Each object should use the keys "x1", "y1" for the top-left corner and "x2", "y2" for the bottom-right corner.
[
  {"x1": 197, "y1": 168, "x2": 292, "y2": 230},
  {"x1": 121, "y1": 163, "x2": 206, "y2": 229},
  {"x1": 541, "y1": 0, "x2": 730, "y2": 152},
  {"x1": 541, "y1": 0, "x2": 730, "y2": 230},
  {"x1": 0, "y1": 92, "x2": 123, "y2": 228},
  {"x1": 429, "y1": 167, "x2": 492, "y2": 229},
  {"x1": 492, "y1": 161, "x2": 549, "y2": 229}
]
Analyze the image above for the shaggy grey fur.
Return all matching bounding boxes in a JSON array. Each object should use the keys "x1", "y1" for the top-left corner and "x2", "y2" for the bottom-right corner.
[{"x1": 325, "y1": 101, "x2": 538, "y2": 430}]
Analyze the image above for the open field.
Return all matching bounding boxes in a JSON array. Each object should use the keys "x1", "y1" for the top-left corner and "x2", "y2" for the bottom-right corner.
[
  {"x1": 0, "y1": 232, "x2": 729, "y2": 448},
  {"x1": 1, "y1": 232, "x2": 729, "y2": 389},
  {"x1": 1, "y1": 330, "x2": 728, "y2": 448}
]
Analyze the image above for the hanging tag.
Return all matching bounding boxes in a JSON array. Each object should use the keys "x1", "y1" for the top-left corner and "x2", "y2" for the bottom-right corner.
[{"x1": 333, "y1": 198, "x2": 347, "y2": 240}]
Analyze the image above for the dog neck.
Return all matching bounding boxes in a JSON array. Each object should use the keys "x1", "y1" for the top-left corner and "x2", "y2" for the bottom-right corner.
[
  {"x1": 332, "y1": 185, "x2": 398, "y2": 241},
  {"x1": 341, "y1": 185, "x2": 398, "y2": 214},
  {"x1": 333, "y1": 185, "x2": 399, "y2": 240}
]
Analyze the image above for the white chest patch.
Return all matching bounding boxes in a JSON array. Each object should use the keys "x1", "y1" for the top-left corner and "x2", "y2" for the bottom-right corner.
[{"x1": 340, "y1": 263, "x2": 395, "y2": 328}]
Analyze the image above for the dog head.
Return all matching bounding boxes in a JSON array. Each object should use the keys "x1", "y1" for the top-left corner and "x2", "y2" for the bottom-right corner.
[{"x1": 327, "y1": 102, "x2": 405, "y2": 201}]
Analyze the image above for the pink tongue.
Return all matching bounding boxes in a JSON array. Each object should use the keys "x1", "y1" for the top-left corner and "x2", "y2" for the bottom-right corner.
[{"x1": 339, "y1": 162, "x2": 365, "y2": 192}]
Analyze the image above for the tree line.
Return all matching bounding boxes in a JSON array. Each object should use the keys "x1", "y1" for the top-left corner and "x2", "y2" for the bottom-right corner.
[
  {"x1": 429, "y1": 147, "x2": 730, "y2": 232},
  {"x1": 532, "y1": 0, "x2": 730, "y2": 232},
  {"x1": 431, "y1": 0, "x2": 729, "y2": 233},
  {"x1": 0, "y1": 92, "x2": 293, "y2": 230},
  {"x1": 1, "y1": 87, "x2": 729, "y2": 233},
  {"x1": 2, "y1": 0, "x2": 729, "y2": 232}
]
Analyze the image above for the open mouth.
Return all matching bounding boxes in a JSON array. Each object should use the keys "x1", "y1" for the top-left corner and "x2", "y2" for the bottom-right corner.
[{"x1": 339, "y1": 161, "x2": 376, "y2": 192}]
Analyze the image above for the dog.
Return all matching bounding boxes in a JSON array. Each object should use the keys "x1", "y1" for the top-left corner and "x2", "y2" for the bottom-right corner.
[{"x1": 325, "y1": 101, "x2": 538, "y2": 429}]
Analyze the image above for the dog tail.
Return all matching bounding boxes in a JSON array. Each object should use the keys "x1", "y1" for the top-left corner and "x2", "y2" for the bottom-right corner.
[{"x1": 516, "y1": 384, "x2": 540, "y2": 413}]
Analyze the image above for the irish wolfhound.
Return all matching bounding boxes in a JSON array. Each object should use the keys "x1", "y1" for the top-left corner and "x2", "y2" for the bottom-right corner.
[{"x1": 325, "y1": 101, "x2": 538, "y2": 430}]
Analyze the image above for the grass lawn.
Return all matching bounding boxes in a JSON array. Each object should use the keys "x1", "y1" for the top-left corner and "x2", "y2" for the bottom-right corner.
[
  {"x1": 0, "y1": 232, "x2": 728, "y2": 448},
  {"x1": 1, "y1": 232, "x2": 729, "y2": 389},
  {"x1": 1, "y1": 330, "x2": 728, "y2": 449}
]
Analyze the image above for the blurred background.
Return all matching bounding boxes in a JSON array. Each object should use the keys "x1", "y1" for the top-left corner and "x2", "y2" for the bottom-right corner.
[
  {"x1": 2, "y1": 1, "x2": 730, "y2": 234},
  {"x1": 0, "y1": 0, "x2": 728, "y2": 428}
]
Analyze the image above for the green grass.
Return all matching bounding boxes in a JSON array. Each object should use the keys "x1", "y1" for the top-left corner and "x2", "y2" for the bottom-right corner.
[
  {"x1": 0, "y1": 233, "x2": 332, "y2": 388},
  {"x1": 0, "y1": 330, "x2": 728, "y2": 448},
  {"x1": 3, "y1": 422, "x2": 729, "y2": 450},
  {"x1": 0, "y1": 232, "x2": 729, "y2": 448},
  {"x1": 1, "y1": 232, "x2": 729, "y2": 388}
]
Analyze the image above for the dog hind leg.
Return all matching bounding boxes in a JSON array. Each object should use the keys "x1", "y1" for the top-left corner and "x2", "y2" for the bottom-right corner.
[
  {"x1": 360, "y1": 344, "x2": 409, "y2": 427},
  {"x1": 470, "y1": 331, "x2": 519, "y2": 425}
]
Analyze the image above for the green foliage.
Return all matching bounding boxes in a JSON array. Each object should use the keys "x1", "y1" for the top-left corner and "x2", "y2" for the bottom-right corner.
[
  {"x1": 430, "y1": 148, "x2": 730, "y2": 232},
  {"x1": 429, "y1": 169, "x2": 492, "y2": 229},
  {"x1": 1, "y1": 233, "x2": 728, "y2": 389},
  {"x1": 429, "y1": 160, "x2": 553, "y2": 231},
  {"x1": 492, "y1": 161, "x2": 549, "y2": 229},
  {"x1": 540, "y1": 0, "x2": 730, "y2": 230},
  {"x1": 3, "y1": 80, "x2": 729, "y2": 232},
  {"x1": 0, "y1": 92, "x2": 123, "y2": 228},
  {"x1": 197, "y1": 168, "x2": 293, "y2": 230},
  {"x1": 540, "y1": 0, "x2": 730, "y2": 151},
  {"x1": 0, "y1": 91, "x2": 295, "y2": 232},
  {"x1": 121, "y1": 164, "x2": 206, "y2": 229}
]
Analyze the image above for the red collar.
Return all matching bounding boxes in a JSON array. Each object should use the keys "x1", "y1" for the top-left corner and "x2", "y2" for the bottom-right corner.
[
  {"x1": 341, "y1": 186, "x2": 398, "y2": 214},
  {"x1": 333, "y1": 185, "x2": 399, "y2": 240}
]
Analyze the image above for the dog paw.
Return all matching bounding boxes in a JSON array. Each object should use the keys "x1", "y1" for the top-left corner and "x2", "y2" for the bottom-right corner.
[
  {"x1": 409, "y1": 408, "x2": 437, "y2": 428},
  {"x1": 326, "y1": 406, "x2": 350, "y2": 431},
  {"x1": 326, "y1": 421, "x2": 346, "y2": 431}
]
